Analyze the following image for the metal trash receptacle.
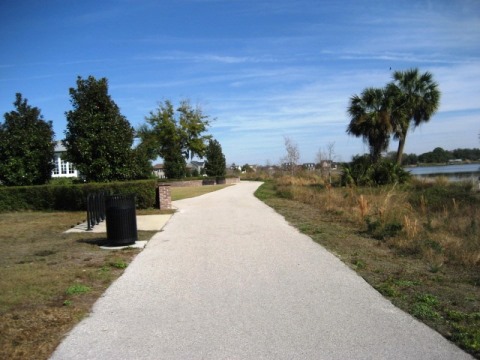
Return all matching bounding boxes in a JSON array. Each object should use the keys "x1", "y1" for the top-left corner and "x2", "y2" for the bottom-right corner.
[{"x1": 105, "y1": 194, "x2": 138, "y2": 246}]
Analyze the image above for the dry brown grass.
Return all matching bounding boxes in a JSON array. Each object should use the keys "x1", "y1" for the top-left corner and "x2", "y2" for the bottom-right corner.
[
  {"x1": 403, "y1": 215, "x2": 419, "y2": 239},
  {"x1": 357, "y1": 195, "x2": 369, "y2": 220},
  {"x1": 275, "y1": 173, "x2": 324, "y2": 187},
  {"x1": 272, "y1": 174, "x2": 480, "y2": 268}
]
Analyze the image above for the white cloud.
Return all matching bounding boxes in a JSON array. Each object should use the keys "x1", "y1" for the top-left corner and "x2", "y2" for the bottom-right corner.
[{"x1": 135, "y1": 52, "x2": 278, "y2": 64}]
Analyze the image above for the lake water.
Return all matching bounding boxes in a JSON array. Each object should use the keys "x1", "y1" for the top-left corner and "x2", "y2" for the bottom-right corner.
[{"x1": 406, "y1": 163, "x2": 480, "y2": 182}]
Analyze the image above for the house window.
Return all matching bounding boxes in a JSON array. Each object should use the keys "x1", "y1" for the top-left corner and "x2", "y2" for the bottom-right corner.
[
  {"x1": 68, "y1": 163, "x2": 75, "y2": 174},
  {"x1": 53, "y1": 157, "x2": 60, "y2": 174},
  {"x1": 61, "y1": 160, "x2": 67, "y2": 174}
]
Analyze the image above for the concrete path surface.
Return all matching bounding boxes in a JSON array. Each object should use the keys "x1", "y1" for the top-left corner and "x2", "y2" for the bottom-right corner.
[{"x1": 51, "y1": 181, "x2": 473, "y2": 360}]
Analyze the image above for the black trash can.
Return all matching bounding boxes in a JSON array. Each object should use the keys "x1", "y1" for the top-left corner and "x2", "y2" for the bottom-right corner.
[{"x1": 105, "y1": 194, "x2": 138, "y2": 246}]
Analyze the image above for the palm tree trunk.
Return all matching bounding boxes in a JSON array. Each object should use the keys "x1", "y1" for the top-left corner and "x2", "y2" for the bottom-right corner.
[{"x1": 396, "y1": 137, "x2": 406, "y2": 165}]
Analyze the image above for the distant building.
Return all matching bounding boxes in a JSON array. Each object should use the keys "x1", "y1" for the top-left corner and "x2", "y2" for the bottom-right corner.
[
  {"x1": 229, "y1": 163, "x2": 242, "y2": 172},
  {"x1": 152, "y1": 163, "x2": 166, "y2": 178},
  {"x1": 154, "y1": 161, "x2": 206, "y2": 179},
  {"x1": 240, "y1": 164, "x2": 256, "y2": 173},
  {"x1": 318, "y1": 160, "x2": 337, "y2": 170},
  {"x1": 303, "y1": 163, "x2": 316, "y2": 171},
  {"x1": 282, "y1": 162, "x2": 294, "y2": 171},
  {"x1": 190, "y1": 160, "x2": 205, "y2": 174},
  {"x1": 51, "y1": 141, "x2": 79, "y2": 178}
]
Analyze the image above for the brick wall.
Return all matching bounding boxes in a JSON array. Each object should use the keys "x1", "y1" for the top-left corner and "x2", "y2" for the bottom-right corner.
[
  {"x1": 156, "y1": 184, "x2": 172, "y2": 209},
  {"x1": 225, "y1": 177, "x2": 240, "y2": 184},
  {"x1": 167, "y1": 180, "x2": 203, "y2": 187}
]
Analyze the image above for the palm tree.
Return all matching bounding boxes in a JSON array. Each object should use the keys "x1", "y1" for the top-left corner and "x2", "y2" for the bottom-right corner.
[
  {"x1": 347, "y1": 87, "x2": 393, "y2": 163},
  {"x1": 389, "y1": 68, "x2": 441, "y2": 165}
]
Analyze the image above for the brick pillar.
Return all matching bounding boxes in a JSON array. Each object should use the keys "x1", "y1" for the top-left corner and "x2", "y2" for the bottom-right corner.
[{"x1": 156, "y1": 184, "x2": 172, "y2": 210}]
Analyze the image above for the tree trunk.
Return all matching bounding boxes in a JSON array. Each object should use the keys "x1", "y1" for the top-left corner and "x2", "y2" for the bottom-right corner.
[{"x1": 396, "y1": 137, "x2": 406, "y2": 165}]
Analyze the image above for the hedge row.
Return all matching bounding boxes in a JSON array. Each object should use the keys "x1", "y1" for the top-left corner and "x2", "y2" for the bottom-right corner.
[{"x1": 0, "y1": 179, "x2": 158, "y2": 212}]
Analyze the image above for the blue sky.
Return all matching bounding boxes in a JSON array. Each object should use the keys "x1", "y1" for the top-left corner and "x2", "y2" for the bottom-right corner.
[{"x1": 1, "y1": 0, "x2": 479, "y2": 165}]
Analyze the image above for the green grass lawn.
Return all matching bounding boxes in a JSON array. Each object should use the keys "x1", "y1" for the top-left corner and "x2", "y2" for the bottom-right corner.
[{"x1": 170, "y1": 184, "x2": 231, "y2": 201}]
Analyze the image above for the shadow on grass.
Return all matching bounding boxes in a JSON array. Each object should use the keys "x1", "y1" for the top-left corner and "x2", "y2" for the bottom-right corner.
[
  {"x1": 76, "y1": 237, "x2": 110, "y2": 246},
  {"x1": 75, "y1": 230, "x2": 157, "y2": 248}
]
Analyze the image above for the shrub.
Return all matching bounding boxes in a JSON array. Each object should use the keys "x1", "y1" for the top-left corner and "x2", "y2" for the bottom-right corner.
[
  {"x1": 341, "y1": 156, "x2": 410, "y2": 186},
  {"x1": 365, "y1": 216, "x2": 403, "y2": 240},
  {"x1": 0, "y1": 179, "x2": 158, "y2": 212}
]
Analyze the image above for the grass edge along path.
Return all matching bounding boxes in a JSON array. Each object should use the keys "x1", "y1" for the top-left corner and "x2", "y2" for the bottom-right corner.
[{"x1": 255, "y1": 181, "x2": 480, "y2": 359}]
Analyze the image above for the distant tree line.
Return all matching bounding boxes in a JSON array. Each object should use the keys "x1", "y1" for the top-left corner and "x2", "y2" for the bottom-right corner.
[
  {"x1": 342, "y1": 146, "x2": 480, "y2": 187},
  {"x1": 383, "y1": 147, "x2": 480, "y2": 165},
  {"x1": 0, "y1": 75, "x2": 226, "y2": 186}
]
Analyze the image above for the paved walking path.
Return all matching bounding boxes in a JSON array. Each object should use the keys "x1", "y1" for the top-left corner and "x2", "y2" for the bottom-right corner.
[{"x1": 51, "y1": 182, "x2": 472, "y2": 359}]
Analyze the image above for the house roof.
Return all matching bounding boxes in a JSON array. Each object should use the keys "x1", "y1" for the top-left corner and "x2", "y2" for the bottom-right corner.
[
  {"x1": 153, "y1": 164, "x2": 164, "y2": 170},
  {"x1": 191, "y1": 161, "x2": 205, "y2": 167},
  {"x1": 54, "y1": 141, "x2": 66, "y2": 152}
]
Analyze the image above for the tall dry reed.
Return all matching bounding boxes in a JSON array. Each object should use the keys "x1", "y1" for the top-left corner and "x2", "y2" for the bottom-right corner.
[
  {"x1": 277, "y1": 176, "x2": 480, "y2": 267},
  {"x1": 357, "y1": 195, "x2": 369, "y2": 220}
]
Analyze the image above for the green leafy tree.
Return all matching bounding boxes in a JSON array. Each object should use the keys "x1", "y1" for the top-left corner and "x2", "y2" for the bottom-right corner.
[
  {"x1": 177, "y1": 100, "x2": 212, "y2": 159},
  {"x1": 347, "y1": 87, "x2": 393, "y2": 163},
  {"x1": 164, "y1": 148, "x2": 187, "y2": 179},
  {"x1": 138, "y1": 100, "x2": 211, "y2": 178},
  {"x1": 242, "y1": 164, "x2": 254, "y2": 173},
  {"x1": 139, "y1": 100, "x2": 211, "y2": 160},
  {"x1": 451, "y1": 148, "x2": 480, "y2": 161},
  {"x1": 64, "y1": 76, "x2": 137, "y2": 182},
  {"x1": 139, "y1": 101, "x2": 179, "y2": 159},
  {"x1": 129, "y1": 143, "x2": 157, "y2": 180},
  {"x1": 389, "y1": 69, "x2": 441, "y2": 165},
  {"x1": 191, "y1": 168, "x2": 200, "y2": 177},
  {"x1": 418, "y1": 147, "x2": 451, "y2": 163},
  {"x1": 138, "y1": 101, "x2": 185, "y2": 178},
  {"x1": 204, "y1": 139, "x2": 226, "y2": 177},
  {"x1": 401, "y1": 153, "x2": 418, "y2": 165},
  {"x1": 0, "y1": 93, "x2": 55, "y2": 186}
]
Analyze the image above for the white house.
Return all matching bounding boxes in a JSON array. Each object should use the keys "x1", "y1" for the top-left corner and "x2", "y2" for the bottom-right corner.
[
  {"x1": 318, "y1": 160, "x2": 337, "y2": 170},
  {"x1": 303, "y1": 163, "x2": 316, "y2": 171},
  {"x1": 189, "y1": 160, "x2": 205, "y2": 174},
  {"x1": 152, "y1": 163, "x2": 166, "y2": 178},
  {"x1": 153, "y1": 161, "x2": 206, "y2": 179},
  {"x1": 51, "y1": 141, "x2": 79, "y2": 178}
]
